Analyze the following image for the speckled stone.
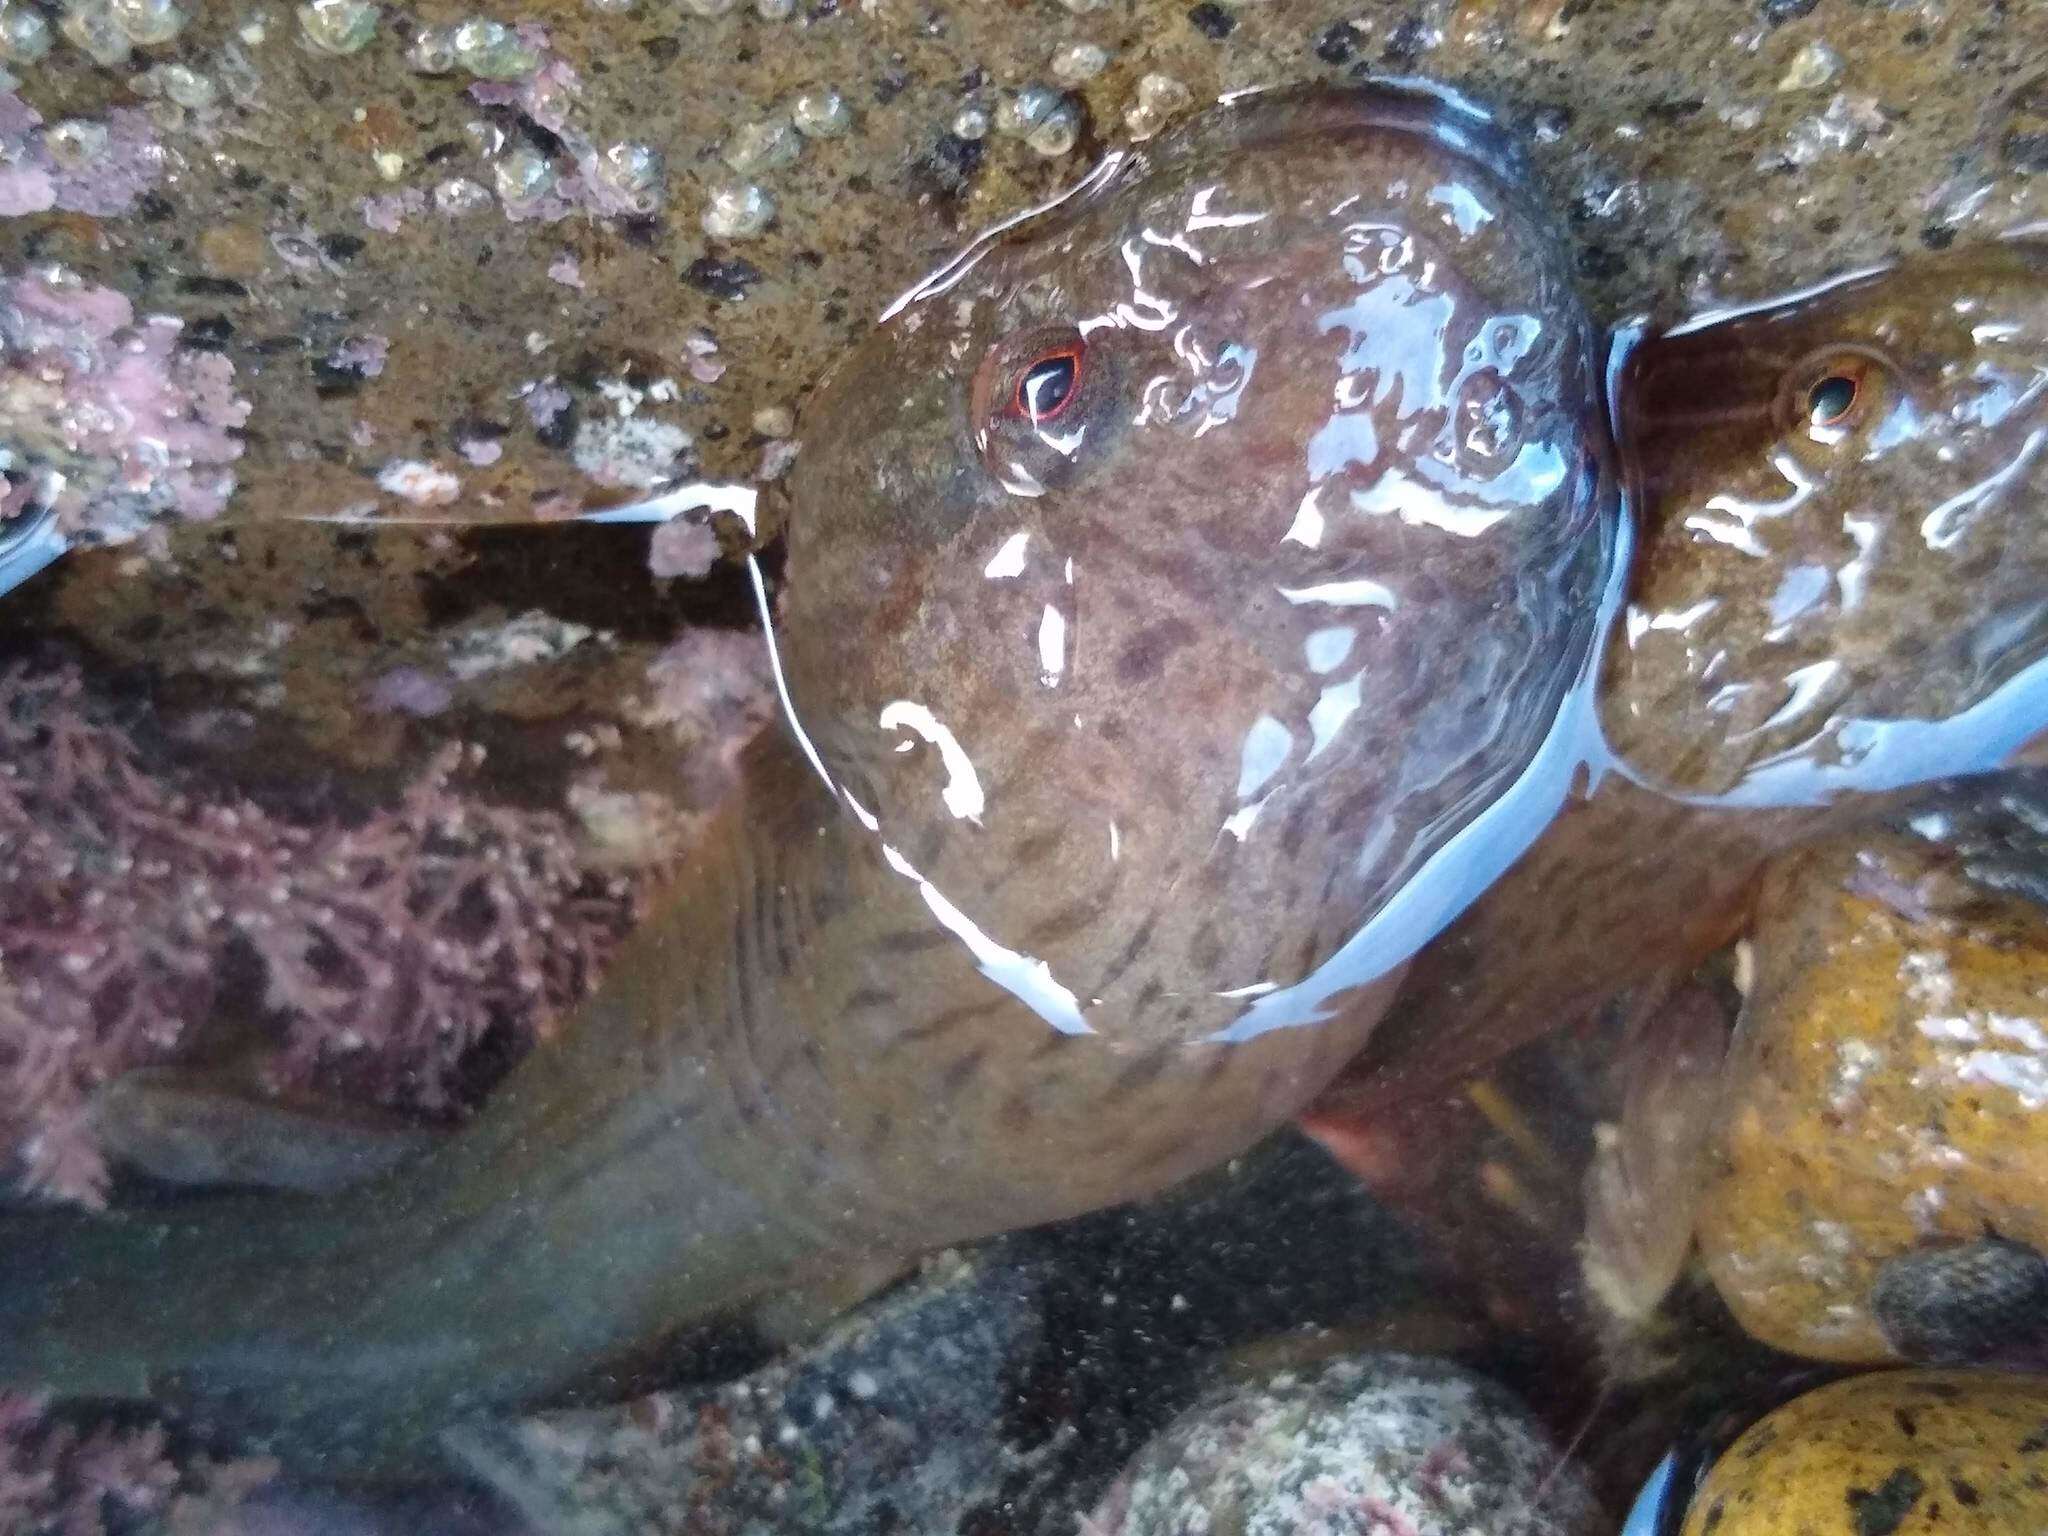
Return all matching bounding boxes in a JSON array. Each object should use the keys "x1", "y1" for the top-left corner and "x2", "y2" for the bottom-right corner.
[
  {"x1": 444, "y1": 1247, "x2": 1051, "y2": 1536},
  {"x1": 1679, "y1": 1370, "x2": 2048, "y2": 1536},
  {"x1": 1698, "y1": 836, "x2": 2048, "y2": 1364},
  {"x1": 1089, "y1": 1353, "x2": 1603, "y2": 1536}
]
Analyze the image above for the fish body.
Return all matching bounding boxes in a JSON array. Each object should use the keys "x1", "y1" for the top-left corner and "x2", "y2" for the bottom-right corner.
[
  {"x1": 1313, "y1": 240, "x2": 2048, "y2": 1116},
  {"x1": 0, "y1": 82, "x2": 1618, "y2": 1464}
]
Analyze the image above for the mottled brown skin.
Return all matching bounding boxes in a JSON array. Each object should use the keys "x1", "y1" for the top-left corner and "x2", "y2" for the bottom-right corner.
[
  {"x1": 1607, "y1": 244, "x2": 2048, "y2": 796},
  {"x1": 0, "y1": 85, "x2": 1616, "y2": 1466},
  {"x1": 1312, "y1": 241, "x2": 2048, "y2": 1118}
]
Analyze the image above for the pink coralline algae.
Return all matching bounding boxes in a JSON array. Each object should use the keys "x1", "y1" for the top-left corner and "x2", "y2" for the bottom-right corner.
[
  {"x1": 359, "y1": 185, "x2": 426, "y2": 233},
  {"x1": 0, "y1": 660, "x2": 645, "y2": 1207},
  {"x1": 470, "y1": 57, "x2": 578, "y2": 139},
  {"x1": 0, "y1": 270, "x2": 250, "y2": 545},
  {"x1": 467, "y1": 58, "x2": 665, "y2": 223},
  {"x1": 520, "y1": 377, "x2": 573, "y2": 432},
  {"x1": 647, "y1": 514, "x2": 719, "y2": 580},
  {"x1": 0, "y1": 1391, "x2": 178, "y2": 1536},
  {"x1": 366, "y1": 665, "x2": 455, "y2": 718},
  {"x1": 637, "y1": 628, "x2": 776, "y2": 805},
  {"x1": 547, "y1": 250, "x2": 585, "y2": 289},
  {"x1": 0, "y1": 1388, "x2": 276, "y2": 1536},
  {"x1": 0, "y1": 93, "x2": 162, "y2": 219},
  {"x1": 324, "y1": 334, "x2": 388, "y2": 380}
]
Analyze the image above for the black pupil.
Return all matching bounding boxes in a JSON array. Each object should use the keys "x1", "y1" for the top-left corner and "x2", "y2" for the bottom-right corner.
[
  {"x1": 1020, "y1": 353, "x2": 1077, "y2": 419},
  {"x1": 1807, "y1": 374, "x2": 1858, "y2": 426}
]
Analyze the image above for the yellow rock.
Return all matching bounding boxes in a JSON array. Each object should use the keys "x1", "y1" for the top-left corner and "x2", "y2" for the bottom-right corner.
[
  {"x1": 1680, "y1": 1369, "x2": 2048, "y2": 1536},
  {"x1": 1697, "y1": 839, "x2": 2048, "y2": 1362}
]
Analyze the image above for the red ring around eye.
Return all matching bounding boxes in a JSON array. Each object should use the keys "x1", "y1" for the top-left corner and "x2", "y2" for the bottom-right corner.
[{"x1": 1012, "y1": 342, "x2": 1085, "y2": 424}]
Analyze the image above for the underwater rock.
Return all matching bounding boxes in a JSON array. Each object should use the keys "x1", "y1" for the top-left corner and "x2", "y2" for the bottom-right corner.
[
  {"x1": 1697, "y1": 836, "x2": 2048, "y2": 1364},
  {"x1": 443, "y1": 1246, "x2": 1050, "y2": 1536},
  {"x1": 0, "y1": 0, "x2": 2036, "y2": 730},
  {"x1": 1086, "y1": 1352, "x2": 1602, "y2": 1536},
  {"x1": 1675, "y1": 1369, "x2": 2048, "y2": 1536},
  {"x1": 393, "y1": 1133, "x2": 1426, "y2": 1536}
]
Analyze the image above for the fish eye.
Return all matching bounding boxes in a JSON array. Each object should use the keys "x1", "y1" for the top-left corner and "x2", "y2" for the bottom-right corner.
[
  {"x1": 970, "y1": 322, "x2": 1120, "y2": 494},
  {"x1": 1806, "y1": 373, "x2": 1859, "y2": 429},
  {"x1": 1778, "y1": 348, "x2": 1889, "y2": 442},
  {"x1": 1014, "y1": 343, "x2": 1084, "y2": 424}
]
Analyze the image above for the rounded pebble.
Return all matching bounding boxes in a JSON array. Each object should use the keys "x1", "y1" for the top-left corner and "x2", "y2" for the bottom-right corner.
[
  {"x1": 109, "y1": 0, "x2": 185, "y2": 45},
  {"x1": 682, "y1": 0, "x2": 738, "y2": 13},
  {"x1": 433, "y1": 176, "x2": 493, "y2": 216},
  {"x1": 1697, "y1": 838, "x2": 2048, "y2": 1363},
  {"x1": 149, "y1": 61, "x2": 217, "y2": 109},
  {"x1": 1051, "y1": 41, "x2": 1109, "y2": 84},
  {"x1": 297, "y1": 0, "x2": 378, "y2": 55},
  {"x1": 1777, "y1": 40, "x2": 1842, "y2": 91},
  {"x1": 1870, "y1": 1237, "x2": 2048, "y2": 1364},
  {"x1": 751, "y1": 404, "x2": 795, "y2": 437},
  {"x1": 723, "y1": 115, "x2": 801, "y2": 175},
  {"x1": 0, "y1": 4, "x2": 52, "y2": 64},
  {"x1": 995, "y1": 84, "x2": 1061, "y2": 137},
  {"x1": 1025, "y1": 99, "x2": 1082, "y2": 157},
  {"x1": 702, "y1": 180, "x2": 775, "y2": 239},
  {"x1": 1089, "y1": 1354, "x2": 1602, "y2": 1536},
  {"x1": 951, "y1": 105, "x2": 990, "y2": 140},
  {"x1": 1680, "y1": 1371, "x2": 2048, "y2": 1536},
  {"x1": 44, "y1": 119, "x2": 110, "y2": 172},
  {"x1": 792, "y1": 87, "x2": 851, "y2": 138},
  {"x1": 463, "y1": 118, "x2": 506, "y2": 158}
]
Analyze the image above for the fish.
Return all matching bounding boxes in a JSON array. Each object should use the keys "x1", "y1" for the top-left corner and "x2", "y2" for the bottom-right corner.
[
  {"x1": 1307, "y1": 238, "x2": 2048, "y2": 1122},
  {"x1": 0, "y1": 81, "x2": 1622, "y2": 1468},
  {"x1": 1300, "y1": 237, "x2": 2048, "y2": 1527}
]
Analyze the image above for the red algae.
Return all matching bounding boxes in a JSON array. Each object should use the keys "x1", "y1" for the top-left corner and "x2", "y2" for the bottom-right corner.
[{"x1": 0, "y1": 658, "x2": 645, "y2": 1206}]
